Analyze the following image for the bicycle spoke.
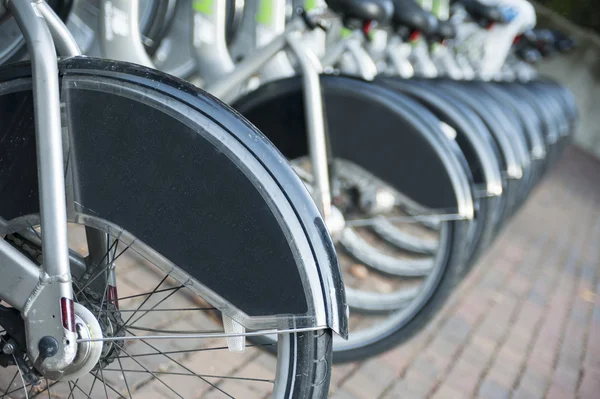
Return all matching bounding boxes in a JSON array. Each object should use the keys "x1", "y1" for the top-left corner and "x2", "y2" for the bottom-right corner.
[
  {"x1": 117, "y1": 286, "x2": 184, "y2": 301},
  {"x1": 78, "y1": 326, "x2": 318, "y2": 343},
  {"x1": 125, "y1": 329, "x2": 234, "y2": 398},
  {"x1": 94, "y1": 238, "x2": 119, "y2": 320},
  {"x1": 96, "y1": 369, "x2": 113, "y2": 399},
  {"x1": 86, "y1": 370, "x2": 99, "y2": 399},
  {"x1": 124, "y1": 285, "x2": 183, "y2": 328},
  {"x1": 118, "y1": 346, "x2": 183, "y2": 399},
  {"x1": 69, "y1": 380, "x2": 94, "y2": 399},
  {"x1": 94, "y1": 249, "x2": 117, "y2": 320},
  {"x1": 113, "y1": 343, "x2": 274, "y2": 359},
  {"x1": 116, "y1": 307, "x2": 217, "y2": 312},
  {"x1": 76, "y1": 238, "x2": 131, "y2": 296},
  {"x1": 1, "y1": 371, "x2": 19, "y2": 398},
  {"x1": 0, "y1": 224, "x2": 284, "y2": 399},
  {"x1": 101, "y1": 368, "x2": 273, "y2": 383},
  {"x1": 119, "y1": 275, "x2": 169, "y2": 328},
  {"x1": 67, "y1": 380, "x2": 78, "y2": 399},
  {"x1": 13, "y1": 353, "x2": 29, "y2": 399},
  {"x1": 115, "y1": 355, "x2": 133, "y2": 399},
  {"x1": 0, "y1": 382, "x2": 31, "y2": 398}
]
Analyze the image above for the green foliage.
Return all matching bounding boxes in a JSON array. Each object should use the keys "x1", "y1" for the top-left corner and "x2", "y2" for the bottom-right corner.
[{"x1": 537, "y1": 0, "x2": 600, "y2": 34}]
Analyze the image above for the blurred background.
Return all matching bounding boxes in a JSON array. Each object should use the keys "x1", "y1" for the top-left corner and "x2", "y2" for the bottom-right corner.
[
  {"x1": 535, "y1": 0, "x2": 600, "y2": 159},
  {"x1": 329, "y1": 2, "x2": 600, "y2": 398}
]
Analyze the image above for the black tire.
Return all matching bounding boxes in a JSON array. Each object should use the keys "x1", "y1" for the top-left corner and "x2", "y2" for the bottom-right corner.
[
  {"x1": 289, "y1": 330, "x2": 333, "y2": 399},
  {"x1": 234, "y1": 75, "x2": 475, "y2": 363},
  {"x1": 332, "y1": 220, "x2": 471, "y2": 362}
]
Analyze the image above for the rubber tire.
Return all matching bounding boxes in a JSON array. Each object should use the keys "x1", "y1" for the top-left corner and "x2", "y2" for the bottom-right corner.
[
  {"x1": 289, "y1": 330, "x2": 333, "y2": 399},
  {"x1": 332, "y1": 220, "x2": 471, "y2": 362}
]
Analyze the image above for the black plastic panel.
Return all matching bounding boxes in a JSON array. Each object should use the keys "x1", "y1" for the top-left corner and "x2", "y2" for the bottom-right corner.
[
  {"x1": 0, "y1": 58, "x2": 350, "y2": 337},
  {"x1": 234, "y1": 75, "x2": 466, "y2": 211},
  {"x1": 0, "y1": 86, "x2": 39, "y2": 221},
  {"x1": 63, "y1": 83, "x2": 308, "y2": 316}
]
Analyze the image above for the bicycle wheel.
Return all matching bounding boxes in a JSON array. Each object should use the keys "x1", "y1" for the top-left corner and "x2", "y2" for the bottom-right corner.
[
  {"x1": 0, "y1": 57, "x2": 337, "y2": 398},
  {"x1": 1, "y1": 225, "x2": 330, "y2": 399},
  {"x1": 233, "y1": 75, "x2": 474, "y2": 362}
]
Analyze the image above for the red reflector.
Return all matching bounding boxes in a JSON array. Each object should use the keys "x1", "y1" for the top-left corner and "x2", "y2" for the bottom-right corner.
[
  {"x1": 513, "y1": 35, "x2": 522, "y2": 45},
  {"x1": 409, "y1": 30, "x2": 421, "y2": 42},
  {"x1": 107, "y1": 285, "x2": 119, "y2": 309},
  {"x1": 362, "y1": 20, "x2": 373, "y2": 35},
  {"x1": 486, "y1": 22, "x2": 495, "y2": 30},
  {"x1": 60, "y1": 297, "x2": 75, "y2": 332}
]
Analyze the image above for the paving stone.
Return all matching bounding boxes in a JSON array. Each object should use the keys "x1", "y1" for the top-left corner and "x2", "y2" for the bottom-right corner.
[
  {"x1": 341, "y1": 359, "x2": 396, "y2": 398},
  {"x1": 439, "y1": 316, "x2": 472, "y2": 344},
  {"x1": 578, "y1": 369, "x2": 600, "y2": 398},
  {"x1": 330, "y1": 388, "x2": 360, "y2": 399},
  {"x1": 331, "y1": 362, "x2": 359, "y2": 389},
  {"x1": 477, "y1": 379, "x2": 510, "y2": 399},
  {"x1": 443, "y1": 361, "x2": 482, "y2": 396},
  {"x1": 430, "y1": 384, "x2": 466, "y2": 399},
  {"x1": 381, "y1": 374, "x2": 435, "y2": 399},
  {"x1": 4, "y1": 147, "x2": 600, "y2": 399}
]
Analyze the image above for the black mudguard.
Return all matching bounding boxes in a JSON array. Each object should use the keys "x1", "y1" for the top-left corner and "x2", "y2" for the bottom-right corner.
[
  {"x1": 233, "y1": 75, "x2": 474, "y2": 219},
  {"x1": 416, "y1": 80, "x2": 526, "y2": 222},
  {"x1": 376, "y1": 77, "x2": 504, "y2": 197},
  {"x1": 374, "y1": 77, "x2": 505, "y2": 261},
  {"x1": 0, "y1": 57, "x2": 348, "y2": 338},
  {"x1": 477, "y1": 83, "x2": 546, "y2": 198}
]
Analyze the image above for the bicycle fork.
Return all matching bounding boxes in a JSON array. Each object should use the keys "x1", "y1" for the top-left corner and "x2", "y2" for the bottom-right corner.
[
  {"x1": 204, "y1": 12, "x2": 345, "y2": 238},
  {"x1": 0, "y1": 0, "x2": 79, "y2": 380}
]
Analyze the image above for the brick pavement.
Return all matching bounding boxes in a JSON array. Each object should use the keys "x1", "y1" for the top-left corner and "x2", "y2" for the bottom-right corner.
[
  {"x1": 331, "y1": 146, "x2": 600, "y2": 399},
  {"x1": 1, "y1": 146, "x2": 598, "y2": 399}
]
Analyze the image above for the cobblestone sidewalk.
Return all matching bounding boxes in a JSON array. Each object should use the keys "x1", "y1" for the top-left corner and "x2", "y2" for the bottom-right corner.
[{"x1": 330, "y1": 146, "x2": 600, "y2": 399}]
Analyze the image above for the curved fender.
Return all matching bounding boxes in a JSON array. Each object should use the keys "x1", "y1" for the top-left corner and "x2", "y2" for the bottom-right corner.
[
  {"x1": 233, "y1": 75, "x2": 475, "y2": 220},
  {"x1": 0, "y1": 58, "x2": 348, "y2": 338},
  {"x1": 419, "y1": 79, "x2": 524, "y2": 181},
  {"x1": 377, "y1": 77, "x2": 504, "y2": 197},
  {"x1": 480, "y1": 83, "x2": 546, "y2": 161}
]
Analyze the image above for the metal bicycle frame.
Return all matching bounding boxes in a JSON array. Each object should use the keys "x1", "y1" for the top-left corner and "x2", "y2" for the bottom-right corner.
[
  {"x1": 320, "y1": 27, "x2": 378, "y2": 80},
  {"x1": 194, "y1": 2, "x2": 336, "y2": 227},
  {"x1": 229, "y1": 0, "x2": 296, "y2": 83},
  {"x1": 0, "y1": 0, "x2": 84, "y2": 379}
]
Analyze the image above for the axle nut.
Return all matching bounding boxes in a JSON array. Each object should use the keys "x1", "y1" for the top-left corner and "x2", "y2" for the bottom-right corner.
[{"x1": 2, "y1": 342, "x2": 14, "y2": 355}]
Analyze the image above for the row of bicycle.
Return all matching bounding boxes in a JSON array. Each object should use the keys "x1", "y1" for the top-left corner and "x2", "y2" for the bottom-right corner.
[{"x1": 0, "y1": 0, "x2": 576, "y2": 398}]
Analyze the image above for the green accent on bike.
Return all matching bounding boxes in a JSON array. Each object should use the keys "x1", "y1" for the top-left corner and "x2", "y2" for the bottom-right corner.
[
  {"x1": 367, "y1": 28, "x2": 377, "y2": 41},
  {"x1": 193, "y1": 0, "x2": 214, "y2": 15},
  {"x1": 340, "y1": 27, "x2": 353, "y2": 38},
  {"x1": 256, "y1": 0, "x2": 274, "y2": 25},
  {"x1": 432, "y1": 0, "x2": 450, "y2": 19},
  {"x1": 431, "y1": 0, "x2": 441, "y2": 17},
  {"x1": 305, "y1": 0, "x2": 318, "y2": 11},
  {"x1": 416, "y1": 0, "x2": 433, "y2": 12}
]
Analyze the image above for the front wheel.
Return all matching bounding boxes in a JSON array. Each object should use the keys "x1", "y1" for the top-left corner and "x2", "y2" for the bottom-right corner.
[
  {"x1": 0, "y1": 57, "x2": 338, "y2": 398},
  {"x1": 0, "y1": 224, "x2": 332, "y2": 399}
]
